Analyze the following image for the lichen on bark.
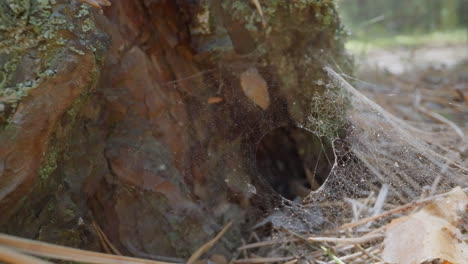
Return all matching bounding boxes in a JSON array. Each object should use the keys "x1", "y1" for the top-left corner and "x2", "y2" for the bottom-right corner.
[
  {"x1": 0, "y1": 0, "x2": 107, "y2": 248},
  {"x1": 0, "y1": 0, "x2": 105, "y2": 121}
]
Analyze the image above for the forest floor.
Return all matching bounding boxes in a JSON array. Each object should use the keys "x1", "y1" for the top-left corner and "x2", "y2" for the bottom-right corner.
[{"x1": 355, "y1": 43, "x2": 468, "y2": 127}]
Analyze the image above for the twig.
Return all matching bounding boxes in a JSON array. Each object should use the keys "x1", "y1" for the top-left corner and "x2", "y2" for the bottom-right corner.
[
  {"x1": 187, "y1": 222, "x2": 232, "y2": 264},
  {"x1": 306, "y1": 234, "x2": 383, "y2": 245}
]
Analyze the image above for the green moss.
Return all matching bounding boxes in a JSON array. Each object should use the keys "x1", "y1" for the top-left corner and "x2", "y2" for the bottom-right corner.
[
  {"x1": 39, "y1": 143, "x2": 59, "y2": 180},
  {"x1": 221, "y1": 0, "x2": 342, "y2": 53},
  {"x1": 39, "y1": 87, "x2": 92, "y2": 183},
  {"x1": 4, "y1": 72, "x2": 98, "y2": 249}
]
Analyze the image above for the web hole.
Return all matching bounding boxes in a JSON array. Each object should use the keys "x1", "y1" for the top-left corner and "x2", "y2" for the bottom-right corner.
[{"x1": 255, "y1": 126, "x2": 335, "y2": 203}]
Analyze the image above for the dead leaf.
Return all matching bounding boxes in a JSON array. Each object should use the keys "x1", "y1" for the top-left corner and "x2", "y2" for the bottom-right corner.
[
  {"x1": 423, "y1": 187, "x2": 468, "y2": 226},
  {"x1": 383, "y1": 187, "x2": 468, "y2": 264},
  {"x1": 240, "y1": 67, "x2": 270, "y2": 110},
  {"x1": 77, "y1": 0, "x2": 111, "y2": 9}
]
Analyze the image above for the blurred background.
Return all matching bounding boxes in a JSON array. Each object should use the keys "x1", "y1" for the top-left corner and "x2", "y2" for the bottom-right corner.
[
  {"x1": 338, "y1": 0, "x2": 467, "y2": 51},
  {"x1": 336, "y1": 0, "x2": 468, "y2": 133}
]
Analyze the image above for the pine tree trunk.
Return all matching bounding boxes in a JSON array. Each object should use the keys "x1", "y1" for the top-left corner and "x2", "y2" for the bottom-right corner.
[{"x1": 0, "y1": 0, "x2": 350, "y2": 258}]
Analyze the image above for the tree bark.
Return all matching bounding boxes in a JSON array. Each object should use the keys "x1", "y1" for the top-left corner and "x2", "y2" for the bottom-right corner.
[{"x1": 0, "y1": 0, "x2": 350, "y2": 259}]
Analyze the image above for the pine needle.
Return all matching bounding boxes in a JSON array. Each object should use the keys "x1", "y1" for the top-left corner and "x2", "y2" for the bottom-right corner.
[
  {"x1": 320, "y1": 246, "x2": 347, "y2": 264},
  {"x1": 187, "y1": 221, "x2": 233, "y2": 264},
  {"x1": 0, "y1": 233, "x2": 177, "y2": 264},
  {"x1": 0, "y1": 245, "x2": 53, "y2": 264}
]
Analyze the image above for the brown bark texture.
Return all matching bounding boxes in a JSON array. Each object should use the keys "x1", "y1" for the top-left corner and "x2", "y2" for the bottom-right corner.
[{"x1": 0, "y1": 0, "x2": 350, "y2": 258}]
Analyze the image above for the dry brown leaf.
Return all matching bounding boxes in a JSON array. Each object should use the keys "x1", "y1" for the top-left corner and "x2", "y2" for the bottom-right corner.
[
  {"x1": 240, "y1": 67, "x2": 270, "y2": 110},
  {"x1": 78, "y1": 0, "x2": 111, "y2": 9},
  {"x1": 424, "y1": 187, "x2": 468, "y2": 226},
  {"x1": 383, "y1": 187, "x2": 468, "y2": 264}
]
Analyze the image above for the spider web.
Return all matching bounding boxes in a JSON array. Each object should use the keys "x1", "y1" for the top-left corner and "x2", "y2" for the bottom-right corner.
[{"x1": 158, "y1": 58, "x2": 467, "y2": 235}]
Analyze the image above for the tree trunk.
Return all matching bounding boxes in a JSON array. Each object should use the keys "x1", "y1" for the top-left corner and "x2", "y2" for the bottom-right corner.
[{"x1": 0, "y1": 0, "x2": 350, "y2": 259}]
